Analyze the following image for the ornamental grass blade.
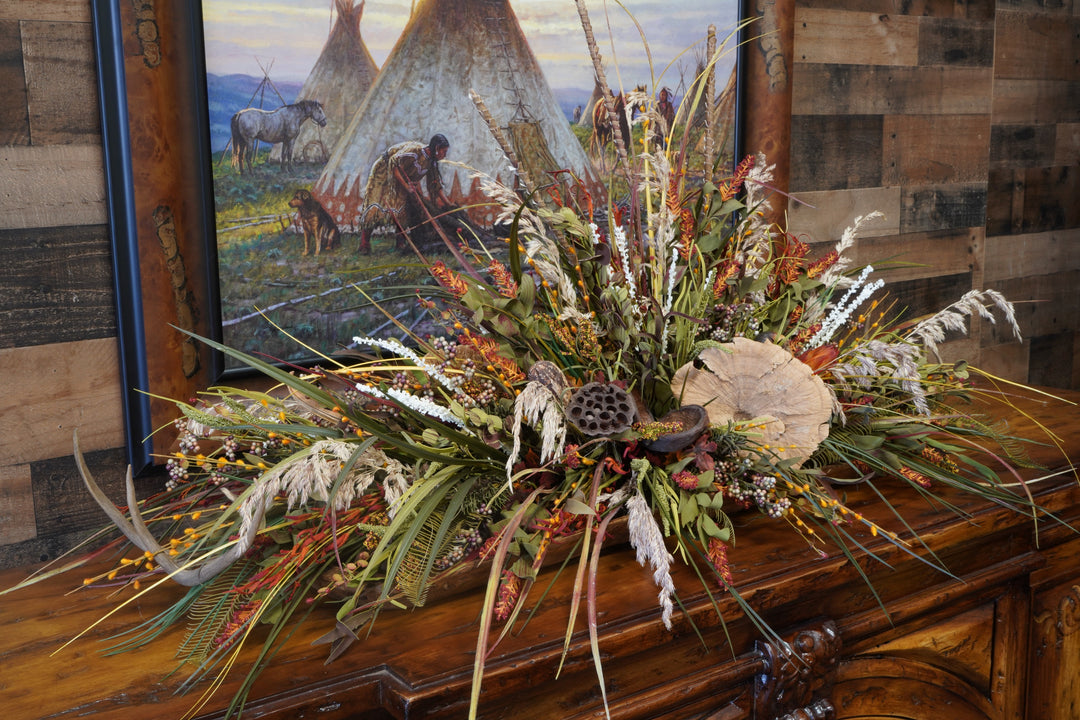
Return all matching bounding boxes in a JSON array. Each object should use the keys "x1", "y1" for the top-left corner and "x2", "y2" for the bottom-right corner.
[
  {"x1": 586, "y1": 509, "x2": 620, "y2": 720},
  {"x1": 469, "y1": 488, "x2": 540, "y2": 720}
]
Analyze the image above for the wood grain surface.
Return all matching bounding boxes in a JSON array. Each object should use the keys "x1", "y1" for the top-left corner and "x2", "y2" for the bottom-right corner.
[{"x1": 0, "y1": 388, "x2": 1077, "y2": 719}]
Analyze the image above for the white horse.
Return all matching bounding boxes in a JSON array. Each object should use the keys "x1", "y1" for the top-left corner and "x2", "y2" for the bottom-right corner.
[{"x1": 230, "y1": 99, "x2": 327, "y2": 174}]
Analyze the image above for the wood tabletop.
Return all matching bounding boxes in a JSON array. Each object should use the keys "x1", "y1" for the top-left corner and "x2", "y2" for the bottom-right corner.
[{"x1": 2, "y1": 386, "x2": 1078, "y2": 719}]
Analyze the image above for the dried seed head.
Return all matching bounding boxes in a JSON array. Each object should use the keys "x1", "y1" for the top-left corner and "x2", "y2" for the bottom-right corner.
[{"x1": 566, "y1": 382, "x2": 638, "y2": 436}]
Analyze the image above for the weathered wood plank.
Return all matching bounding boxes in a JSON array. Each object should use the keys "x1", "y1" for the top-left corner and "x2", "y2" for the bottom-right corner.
[
  {"x1": 986, "y1": 168, "x2": 1023, "y2": 237},
  {"x1": 917, "y1": 17, "x2": 995, "y2": 66},
  {"x1": 848, "y1": 227, "x2": 978, "y2": 283},
  {"x1": 0, "y1": 145, "x2": 105, "y2": 229},
  {"x1": 787, "y1": 186, "x2": 901, "y2": 244},
  {"x1": 27, "y1": 447, "x2": 158, "y2": 554},
  {"x1": 1014, "y1": 165, "x2": 1080, "y2": 234},
  {"x1": 792, "y1": 64, "x2": 992, "y2": 115},
  {"x1": 0, "y1": 339, "x2": 125, "y2": 466},
  {"x1": 795, "y1": 0, "x2": 995, "y2": 21},
  {"x1": 883, "y1": 114, "x2": 990, "y2": 185},
  {"x1": 900, "y1": 183, "x2": 987, "y2": 233},
  {"x1": 879, "y1": 271, "x2": 972, "y2": 324},
  {"x1": 974, "y1": 339, "x2": 1029, "y2": 384},
  {"x1": 988, "y1": 269, "x2": 1080, "y2": 341},
  {"x1": 994, "y1": 10, "x2": 1080, "y2": 82},
  {"x1": 1055, "y1": 123, "x2": 1080, "y2": 167},
  {"x1": 0, "y1": 464, "x2": 35, "y2": 545},
  {"x1": 0, "y1": 224, "x2": 115, "y2": 349},
  {"x1": 795, "y1": 8, "x2": 920, "y2": 66},
  {"x1": 0, "y1": 20, "x2": 29, "y2": 145},
  {"x1": 995, "y1": 0, "x2": 1073, "y2": 16},
  {"x1": 21, "y1": 19, "x2": 100, "y2": 144},
  {"x1": 0, "y1": 1, "x2": 91, "y2": 23},
  {"x1": 1029, "y1": 332, "x2": 1076, "y2": 389},
  {"x1": 992, "y1": 80, "x2": 1080, "y2": 125},
  {"x1": 990, "y1": 124, "x2": 1057, "y2": 169},
  {"x1": 790, "y1": 114, "x2": 884, "y2": 191},
  {"x1": 933, "y1": 337, "x2": 981, "y2": 368},
  {"x1": 983, "y1": 228, "x2": 1080, "y2": 284}
]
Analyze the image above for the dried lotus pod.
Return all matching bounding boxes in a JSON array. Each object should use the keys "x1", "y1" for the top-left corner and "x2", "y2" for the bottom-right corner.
[
  {"x1": 527, "y1": 360, "x2": 568, "y2": 400},
  {"x1": 566, "y1": 382, "x2": 638, "y2": 436}
]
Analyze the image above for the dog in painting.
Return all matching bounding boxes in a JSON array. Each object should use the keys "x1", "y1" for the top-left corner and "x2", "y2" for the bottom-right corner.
[{"x1": 289, "y1": 189, "x2": 340, "y2": 256}]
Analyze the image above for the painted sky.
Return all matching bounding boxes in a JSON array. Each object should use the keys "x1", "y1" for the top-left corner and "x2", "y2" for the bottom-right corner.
[{"x1": 202, "y1": 0, "x2": 741, "y2": 92}]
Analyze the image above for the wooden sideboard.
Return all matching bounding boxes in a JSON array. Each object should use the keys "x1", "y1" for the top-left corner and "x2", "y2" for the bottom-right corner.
[{"x1": 2, "y1": 388, "x2": 1078, "y2": 720}]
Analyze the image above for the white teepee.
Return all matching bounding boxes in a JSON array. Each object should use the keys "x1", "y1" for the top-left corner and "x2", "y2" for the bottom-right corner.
[
  {"x1": 272, "y1": 0, "x2": 378, "y2": 165},
  {"x1": 313, "y1": 0, "x2": 602, "y2": 228}
]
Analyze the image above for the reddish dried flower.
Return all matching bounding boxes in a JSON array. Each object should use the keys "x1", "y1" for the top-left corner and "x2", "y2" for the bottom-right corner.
[
  {"x1": 797, "y1": 343, "x2": 840, "y2": 374},
  {"x1": 672, "y1": 470, "x2": 699, "y2": 491},
  {"x1": 713, "y1": 259, "x2": 741, "y2": 298},
  {"x1": 561, "y1": 444, "x2": 581, "y2": 468},
  {"x1": 788, "y1": 305, "x2": 804, "y2": 327},
  {"x1": 488, "y1": 259, "x2": 518, "y2": 298},
  {"x1": 678, "y1": 208, "x2": 696, "y2": 260},
  {"x1": 463, "y1": 334, "x2": 525, "y2": 384},
  {"x1": 806, "y1": 250, "x2": 839, "y2": 279},
  {"x1": 787, "y1": 322, "x2": 822, "y2": 356},
  {"x1": 431, "y1": 260, "x2": 468, "y2": 298},
  {"x1": 494, "y1": 570, "x2": 522, "y2": 622},
  {"x1": 706, "y1": 538, "x2": 734, "y2": 587},
  {"x1": 718, "y1": 155, "x2": 755, "y2": 201},
  {"x1": 921, "y1": 445, "x2": 959, "y2": 474},
  {"x1": 900, "y1": 466, "x2": 932, "y2": 489},
  {"x1": 772, "y1": 235, "x2": 810, "y2": 289}
]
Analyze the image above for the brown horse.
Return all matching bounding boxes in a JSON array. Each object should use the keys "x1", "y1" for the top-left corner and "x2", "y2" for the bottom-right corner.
[{"x1": 590, "y1": 85, "x2": 646, "y2": 163}]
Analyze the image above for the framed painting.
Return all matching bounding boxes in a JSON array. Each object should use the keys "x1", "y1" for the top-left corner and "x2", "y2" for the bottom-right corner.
[
  {"x1": 94, "y1": 0, "x2": 748, "y2": 470},
  {"x1": 200, "y1": 0, "x2": 744, "y2": 367}
]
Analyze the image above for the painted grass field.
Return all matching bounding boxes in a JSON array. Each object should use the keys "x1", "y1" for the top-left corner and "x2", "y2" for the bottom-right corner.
[{"x1": 211, "y1": 155, "x2": 440, "y2": 366}]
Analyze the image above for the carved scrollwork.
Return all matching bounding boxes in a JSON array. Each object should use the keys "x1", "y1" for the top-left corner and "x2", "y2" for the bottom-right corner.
[
  {"x1": 754, "y1": 620, "x2": 841, "y2": 720},
  {"x1": 1034, "y1": 585, "x2": 1080, "y2": 643}
]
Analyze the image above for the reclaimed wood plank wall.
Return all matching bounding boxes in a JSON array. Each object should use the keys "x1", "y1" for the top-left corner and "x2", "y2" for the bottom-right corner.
[
  {"x1": 788, "y1": 0, "x2": 1080, "y2": 387},
  {"x1": 0, "y1": 0, "x2": 134, "y2": 567},
  {"x1": 0, "y1": 0, "x2": 1076, "y2": 568}
]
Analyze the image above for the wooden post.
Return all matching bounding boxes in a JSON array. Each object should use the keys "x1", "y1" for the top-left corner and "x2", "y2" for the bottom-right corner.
[{"x1": 741, "y1": 0, "x2": 795, "y2": 226}]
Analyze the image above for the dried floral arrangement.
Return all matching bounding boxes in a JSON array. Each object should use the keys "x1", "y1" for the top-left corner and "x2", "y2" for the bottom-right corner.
[{"x1": 5, "y1": 4, "x2": 1073, "y2": 720}]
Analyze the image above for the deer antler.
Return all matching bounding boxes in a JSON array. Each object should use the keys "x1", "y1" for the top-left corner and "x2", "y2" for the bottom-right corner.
[{"x1": 73, "y1": 430, "x2": 261, "y2": 586}]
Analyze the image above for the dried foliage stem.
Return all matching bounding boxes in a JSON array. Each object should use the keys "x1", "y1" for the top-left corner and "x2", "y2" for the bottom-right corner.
[
  {"x1": 703, "y1": 24, "x2": 717, "y2": 178},
  {"x1": 574, "y1": 0, "x2": 630, "y2": 172},
  {"x1": 469, "y1": 89, "x2": 535, "y2": 195}
]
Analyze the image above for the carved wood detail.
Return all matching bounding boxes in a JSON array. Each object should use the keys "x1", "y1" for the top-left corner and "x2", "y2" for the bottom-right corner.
[
  {"x1": 753, "y1": 620, "x2": 840, "y2": 720},
  {"x1": 1034, "y1": 584, "x2": 1080, "y2": 643}
]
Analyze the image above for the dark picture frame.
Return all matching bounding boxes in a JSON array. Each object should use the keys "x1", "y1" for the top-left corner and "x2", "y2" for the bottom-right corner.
[
  {"x1": 92, "y1": 0, "x2": 755, "y2": 472},
  {"x1": 92, "y1": 0, "x2": 221, "y2": 473}
]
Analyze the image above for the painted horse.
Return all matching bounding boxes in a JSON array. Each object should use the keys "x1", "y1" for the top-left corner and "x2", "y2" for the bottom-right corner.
[
  {"x1": 230, "y1": 99, "x2": 327, "y2": 174},
  {"x1": 590, "y1": 85, "x2": 646, "y2": 164}
]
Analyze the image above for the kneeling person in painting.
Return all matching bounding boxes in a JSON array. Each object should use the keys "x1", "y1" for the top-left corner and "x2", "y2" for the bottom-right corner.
[{"x1": 357, "y1": 134, "x2": 471, "y2": 255}]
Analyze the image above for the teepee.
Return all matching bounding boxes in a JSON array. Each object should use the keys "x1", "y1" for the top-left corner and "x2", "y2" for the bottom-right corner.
[
  {"x1": 271, "y1": 0, "x2": 378, "y2": 165},
  {"x1": 577, "y1": 79, "x2": 603, "y2": 128},
  {"x1": 313, "y1": 0, "x2": 602, "y2": 228}
]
